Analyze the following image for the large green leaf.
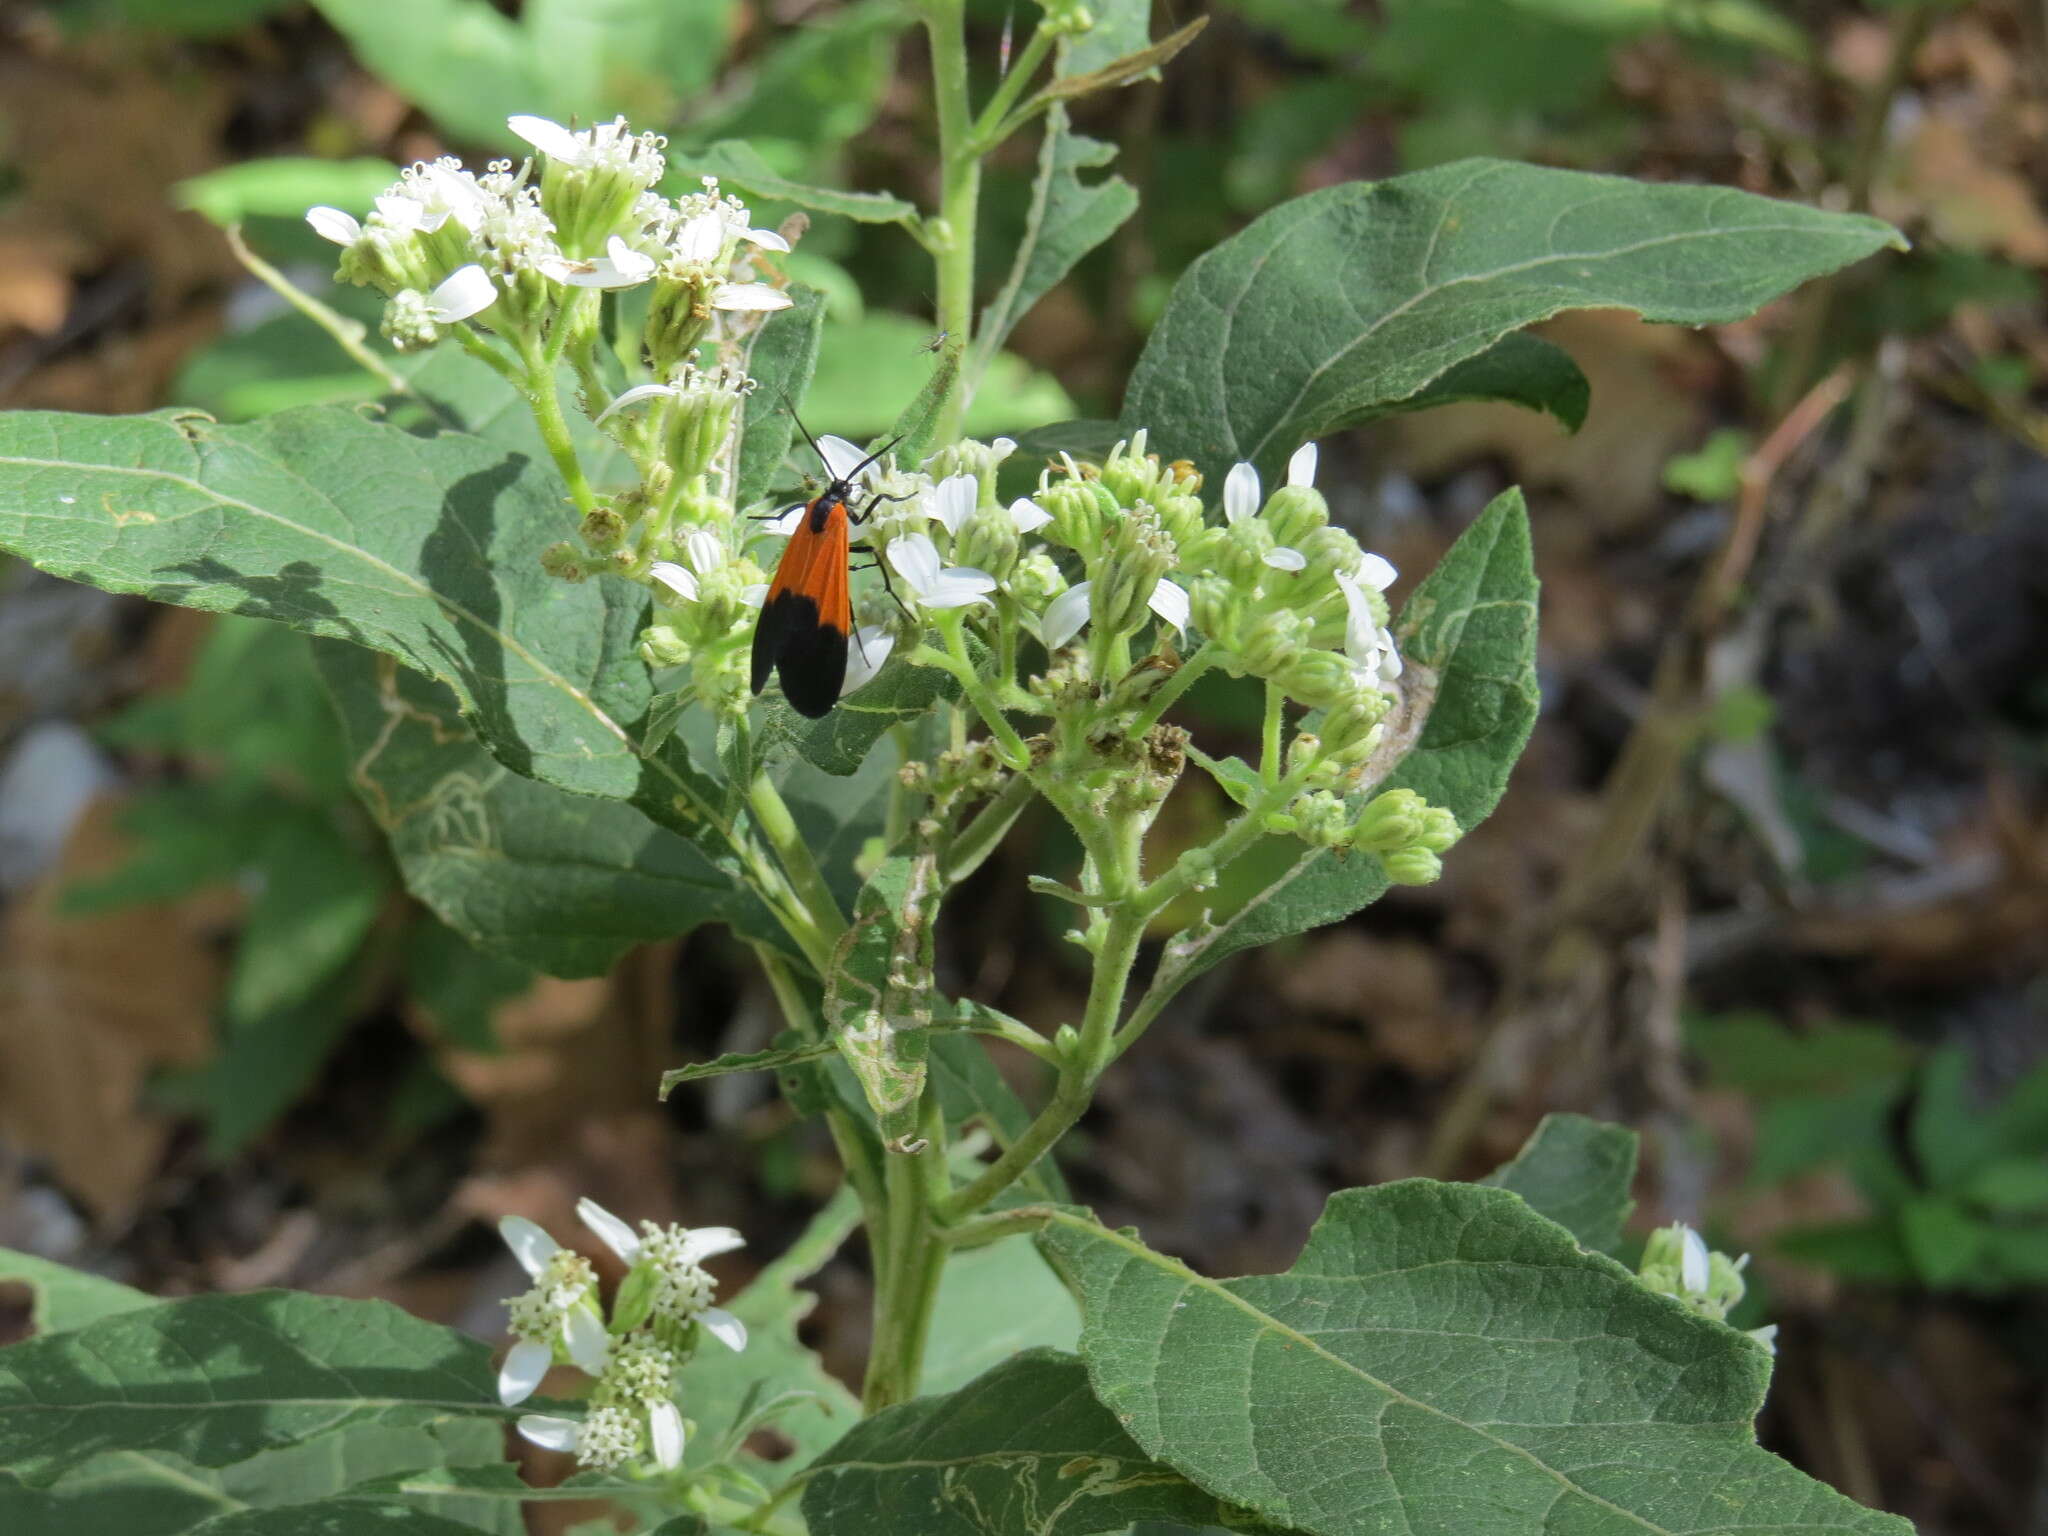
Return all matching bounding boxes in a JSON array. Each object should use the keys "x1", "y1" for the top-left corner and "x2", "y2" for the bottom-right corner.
[
  {"x1": 314, "y1": 641, "x2": 775, "y2": 977},
  {"x1": 0, "y1": 1422, "x2": 522, "y2": 1536},
  {"x1": 1481, "y1": 1113, "x2": 1638, "y2": 1256},
  {"x1": 1151, "y1": 488, "x2": 1538, "y2": 990},
  {"x1": 801, "y1": 1350, "x2": 1268, "y2": 1536},
  {"x1": 0, "y1": 1250, "x2": 153, "y2": 1337},
  {"x1": 0, "y1": 1291, "x2": 507, "y2": 1487},
  {"x1": 1038, "y1": 1185, "x2": 1909, "y2": 1536},
  {"x1": 0, "y1": 407, "x2": 761, "y2": 920},
  {"x1": 1120, "y1": 160, "x2": 1904, "y2": 491},
  {"x1": 920, "y1": 1237, "x2": 1080, "y2": 1396},
  {"x1": 676, "y1": 141, "x2": 918, "y2": 227},
  {"x1": 735, "y1": 287, "x2": 828, "y2": 512}
]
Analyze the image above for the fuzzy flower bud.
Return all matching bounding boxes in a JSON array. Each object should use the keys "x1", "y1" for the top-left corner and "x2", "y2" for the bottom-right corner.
[
  {"x1": 1382, "y1": 847, "x2": 1442, "y2": 885},
  {"x1": 510, "y1": 114, "x2": 668, "y2": 258},
  {"x1": 1093, "y1": 503, "x2": 1178, "y2": 640},
  {"x1": 1006, "y1": 550, "x2": 1068, "y2": 614},
  {"x1": 638, "y1": 623, "x2": 691, "y2": 667},
  {"x1": 1351, "y1": 788, "x2": 1429, "y2": 854},
  {"x1": 1037, "y1": 478, "x2": 1110, "y2": 559},
  {"x1": 1275, "y1": 649, "x2": 1356, "y2": 711},
  {"x1": 1262, "y1": 484, "x2": 1330, "y2": 547},
  {"x1": 541, "y1": 541, "x2": 587, "y2": 583},
  {"x1": 1235, "y1": 609, "x2": 1312, "y2": 677},
  {"x1": 1153, "y1": 491, "x2": 1206, "y2": 550},
  {"x1": 954, "y1": 499, "x2": 1021, "y2": 582}
]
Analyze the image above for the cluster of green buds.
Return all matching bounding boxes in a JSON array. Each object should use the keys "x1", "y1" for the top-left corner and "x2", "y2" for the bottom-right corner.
[
  {"x1": 497, "y1": 1198, "x2": 749, "y2": 1472},
  {"x1": 1639, "y1": 1223, "x2": 1779, "y2": 1353},
  {"x1": 307, "y1": 115, "x2": 791, "y2": 356}
]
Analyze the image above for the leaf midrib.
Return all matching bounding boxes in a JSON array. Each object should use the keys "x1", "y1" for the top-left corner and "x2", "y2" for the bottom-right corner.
[{"x1": 1046, "y1": 1209, "x2": 1695, "y2": 1536}]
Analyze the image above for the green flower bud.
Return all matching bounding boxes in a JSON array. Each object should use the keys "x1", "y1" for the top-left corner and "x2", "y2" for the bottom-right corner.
[
  {"x1": 1007, "y1": 551, "x2": 1068, "y2": 614},
  {"x1": 1276, "y1": 649, "x2": 1356, "y2": 710},
  {"x1": 1218, "y1": 519, "x2": 1282, "y2": 589},
  {"x1": 661, "y1": 364, "x2": 750, "y2": 483},
  {"x1": 1037, "y1": 480, "x2": 1106, "y2": 557},
  {"x1": 1299, "y1": 524, "x2": 1365, "y2": 582},
  {"x1": 922, "y1": 436, "x2": 1017, "y2": 501},
  {"x1": 1187, "y1": 574, "x2": 1240, "y2": 642},
  {"x1": 638, "y1": 623, "x2": 691, "y2": 667},
  {"x1": 643, "y1": 275, "x2": 711, "y2": 380},
  {"x1": 520, "y1": 115, "x2": 668, "y2": 258},
  {"x1": 541, "y1": 541, "x2": 587, "y2": 582},
  {"x1": 1262, "y1": 484, "x2": 1330, "y2": 547},
  {"x1": 1351, "y1": 788, "x2": 1428, "y2": 854},
  {"x1": 610, "y1": 1262, "x2": 661, "y2": 1336},
  {"x1": 1093, "y1": 503, "x2": 1177, "y2": 639},
  {"x1": 1099, "y1": 433, "x2": 1166, "y2": 507},
  {"x1": 1320, "y1": 690, "x2": 1391, "y2": 761},
  {"x1": 1416, "y1": 806, "x2": 1461, "y2": 853},
  {"x1": 1382, "y1": 847, "x2": 1442, "y2": 885},
  {"x1": 1236, "y1": 609, "x2": 1311, "y2": 676},
  {"x1": 1154, "y1": 492, "x2": 1206, "y2": 550},
  {"x1": 1290, "y1": 790, "x2": 1350, "y2": 848},
  {"x1": 954, "y1": 500, "x2": 1021, "y2": 581},
  {"x1": 581, "y1": 505, "x2": 626, "y2": 550},
  {"x1": 380, "y1": 289, "x2": 441, "y2": 351}
]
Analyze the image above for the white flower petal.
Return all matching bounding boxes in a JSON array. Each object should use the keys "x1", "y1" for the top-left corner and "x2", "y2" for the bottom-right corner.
[
  {"x1": 699, "y1": 1306, "x2": 749, "y2": 1353},
  {"x1": 516, "y1": 1414, "x2": 582, "y2": 1453},
  {"x1": 990, "y1": 437, "x2": 1017, "y2": 461},
  {"x1": 426, "y1": 264, "x2": 497, "y2": 323},
  {"x1": 1679, "y1": 1226, "x2": 1711, "y2": 1294},
  {"x1": 1748, "y1": 1323, "x2": 1780, "y2": 1354},
  {"x1": 886, "y1": 533, "x2": 944, "y2": 594},
  {"x1": 682, "y1": 528, "x2": 726, "y2": 575},
  {"x1": 1223, "y1": 462, "x2": 1261, "y2": 525},
  {"x1": 1376, "y1": 625, "x2": 1403, "y2": 681},
  {"x1": 1041, "y1": 582, "x2": 1092, "y2": 650},
  {"x1": 710, "y1": 282, "x2": 792, "y2": 313},
  {"x1": 593, "y1": 383, "x2": 678, "y2": 426},
  {"x1": 305, "y1": 205, "x2": 362, "y2": 245},
  {"x1": 499, "y1": 1215, "x2": 560, "y2": 1277},
  {"x1": 679, "y1": 1226, "x2": 749, "y2": 1263},
  {"x1": 373, "y1": 194, "x2": 425, "y2": 233},
  {"x1": 1356, "y1": 552, "x2": 1398, "y2": 591},
  {"x1": 1334, "y1": 570, "x2": 1380, "y2": 667},
  {"x1": 740, "y1": 582, "x2": 769, "y2": 608},
  {"x1": 927, "y1": 474, "x2": 978, "y2": 535},
  {"x1": 562, "y1": 1307, "x2": 611, "y2": 1375},
  {"x1": 675, "y1": 212, "x2": 726, "y2": 265},
  {"x1": 605, "y1": 235, "x2": 656, "y2": 281},
  {"x1": 742, "y1": 226, "x2": 791, "y2": 253},
  {"x1": 1287, "y1": 442, "x2": 1319, "y2": 487},
  {"x1": 508, "y1": 114, "x2": 588, "y2": 165},
  {"x1": 924, "y1": 568, "x2": 997, "y2": 609},
  {"x1": 576, "y1": 1197, "x2": 643, "y2": 1264},
  {"x1": 841, "y1": 628, "x2": 894, "y2": 695},
  {"x1": 648, "y1": 1400, "x2": 686, "y2": 1470},
  {"x1": 1008, "y1": 497, "x2": 1051, "y2": 534},
  {"x1": 1148, "y1": 579, "x2": 1190, "y2": 633},
  {"x1": 763, "y1": 505, "x2": 806, "y2": 536},
  {"x1": 649, "y1": 561, "x2": 699, "y2": 602},
  {"x1": 497, "y1": 1339, "x2": 553, "y2": 1406},
  {"x1": 816, "y1": 435, "x2": 871, "y2": 485},
  {"x1": 1262, "y1": 547, "x2": 1308, "y2": 572}
]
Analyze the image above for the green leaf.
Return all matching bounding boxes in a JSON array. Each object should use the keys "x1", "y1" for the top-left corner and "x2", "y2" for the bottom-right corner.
[
  {"x1": 403, "y1": 917, "x2": 534, "y2": 1052},
  {"x1": 660, "y1": 1039, "x2": 838, "y2": 1094},
  {"x1": 0, "y1": 1291, "x2": 506, "y2": 1487},
  {"x1": 757, "y1": 655, "x2": 960, "y2": 777},
  {"x1": 920, "y1": 1238, "x2": 1080, "y2": 1396},
  {"x1": 174, "y1": 160, "x2": 400, "y2": 228},
  {"x1": 1481, "y1": 1113, "x2": 1637, "y2": 1255},
  {"x1": 1151, "y1": 488, "x2": 1538, "y2": 989},
  {"x1": 1774, "y1": 1219, "x2": 1916, "y2": 1284},
  {"x1": 928, "y1": 1034, "x2": 1070, "y2": 1205},
  {"x1": 675, "y1": 141, "x2": 918, "y2": 226},
  {"x1": 736, "y1": 287, "x2": 828, "y2": 512},
  {"x1": 972, "y1": 113, "x2": 1138, "y2": 378},
  {"x1": 307, "y1": 1, "x2": 534, "y2": 148},
  {"x1": 1038, "y1": 1186, "x2": 1910, "y2": 1536},
  {"x1": 1688, "y1": 1013, "x2": 1913, "y2": 1099},
  {"x1": 1372, "y1": 331, "x2": 1590, "y2": 432},
  {"x1": 826, "y1": 849, "x2": 943, "y2": 1145},
  {"x1": 1022, "y1": 17, "x2": 1209, "y2": 112},
  {"x1": 1959, "y1": 1156, "x2": 2048, "y2": 1213},
  {"x1": 0, "y1": 1421, "x2": 523, "y2": 1536},
  {"x1": 185, "y1": 1503, "x2": 501, "y2": 1535},
  {"x1": 314, "y1": 641, "x2": 776, "y2": 978},
  {"x1": 159, "y1": 986, "x2": 357, "y2": 1159},
  {"x1": 1120, "y1": 160, "x2": 1904, "y2": 492},
  {"x1": 1899, "y1": 1196, "x2": 1996, "y2": 1288},
  {"x1": 801, "y1": 1350, "x2": 1268, "y2": 1536},
  {"x1": 0, "y1": 1251, "x2": 153, "y2": 1336},
  {"x1": 803, "y1": 313, "x2": 1074, "y2": 442},
  {"x1": 677, "y1": 1189, "x2": 863, "y2": 1485},
  {"x1": 224, "y1": 802, "x2": 383, "y2": 1026},
  {"x1": 1911, "y1": 1045, "x2": 2005, "y2": 1190}
]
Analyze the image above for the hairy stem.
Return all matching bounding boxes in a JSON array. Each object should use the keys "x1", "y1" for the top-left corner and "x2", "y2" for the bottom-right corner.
[
  {"x1": 747, "y1": 770, "x2": 849, "y2": 946},
  {"x1": 923, "y1": 0, "x2": 980, "y2": 441}
]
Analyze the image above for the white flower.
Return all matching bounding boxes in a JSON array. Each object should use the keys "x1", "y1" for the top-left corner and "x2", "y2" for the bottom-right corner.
[
  {"x1": 425, "y1": 265, "x2": 497, "y2": 323},
  {"x1": 648, "y1": 1399, "x2": 686, "y2": 1469},
  {"x1": 648, "y1": 530, "x2": 734, "y2": 605},
  {"x1": 698, "y1": 1307, "x2": 749, "y2": 1353},
  {"x1": 305, "y1": 205, "x2": 361, "y2": 245},
  {"x1": 1335, "y1": 570, "x2": 1402, "y2": 686},
  {"x1": 1008, "y1": 497, "x2": 1052, "y2": 534},
  {"x1": 508, "y1": 115, "x2": 588, "y2": 163},
  {"x1": 501, "y1": 1214, "x2": 558, "y2": 1276},
  {"x1": 710, "y1": 282, "x2": 792, "y2": 313},
  {"x1": 517, "y1": 1414, "x2": 582, "y2": 1454},
  {"x1": 924, "y1": 474, "x2": 978, "y2": 535},
  {"x1": 1678, "y1": 1225, "x2": 1712, "y2": 1295},
  {"x1": 593, "y1": 382, "x2": 680, "y2": 426},
  {"x1": 817, "y1": 434, "x2": 881, "y2": 487},
  {"x1": 373, "y1": 192, "x2": 442, "y2": 236},
  {"x1": 496, "y1": 1214, "x2": 607, "y2": 1406},
  {"x1": 887, "y1": 533, "x2": 995, "y2": 610},
  {"x1": 540, "y1": 234, "x2": 657, "y2": 290},
  {"x1": 649, "y1": 561, "x2": 698, "y2": 602},
  {"x1": 842, "y1": 626, "x2": 895, "y2": 695},
  {"x1": 1222, "y1": 460, "x2": 1307, "y2": 572},
  {"x1": 576, "y1": 1197, "x2": 645, "y2": 1264},
  {"x1": 1355, "y1": 552, "x2": 1398, "y2": 591},
  {"x1": 1039, "y1": 579, "x2": 1189, "y2": 651},
  {"x1": 1287, "y1": 441, "x2": 1318, "y2": 486},
  {"x1": 507, "y1": 115, "x2": 665, "y2": 188}
]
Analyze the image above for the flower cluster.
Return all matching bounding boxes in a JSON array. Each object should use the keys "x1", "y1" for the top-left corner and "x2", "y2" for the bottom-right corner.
[
  {"x1": 1639, "y1": 1223, "x2": 1778, "y2": 1353},
  {"x1": 306, "y1": 115, "x2": 789, "y2": 355},
  {"x1": 497, "y1": 1198, "x2": 748, "y2": 1474}
]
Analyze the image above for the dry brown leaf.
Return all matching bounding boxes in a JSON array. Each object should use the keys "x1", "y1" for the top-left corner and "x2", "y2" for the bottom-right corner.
[
  {"x1": 1879, "y1": 115, "x2": 2048, "y2": 267},
  {"x1": 0, "y1": 795, "x2": 224, "y2": 1226}
]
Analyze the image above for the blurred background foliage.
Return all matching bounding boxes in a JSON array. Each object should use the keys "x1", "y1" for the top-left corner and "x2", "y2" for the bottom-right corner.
[{"x1": 1, "y1": 2, "x2": 2045, "y2": 1532}]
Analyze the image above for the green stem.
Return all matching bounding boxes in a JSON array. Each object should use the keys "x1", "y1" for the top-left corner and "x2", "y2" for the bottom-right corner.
[
  {"x1": 865, "y1": 1095, "x2": 949, "y2": 1410},
  {"x1": 966, "y1": 25, "x2": 1057, "y2": 154},
  {"x1": 747, "y1": 771, "x2": 849, "y2": 945},
  {"x1": 223, "y1": 225, "x2": 410, "y2": 395},
  {"x1": 941, "y1": 770, "x2": 1035, "y2": 885},
  {"x1": 1260, "y1": 679, "x2": 1284, "y2": 784},
  {"x1": 923, "y1": 0, "x2": 980, "y2": 443},
  {"x1": 919, "y1": 624, "x2": 1032, "y2": 770},
  {"x1": 521, "y1": 341, "x2": 597, "y2": 515},
  {"x1": 938, "y1": 1203, "x2": 1055, "y2": 1248},
  {"x1": 450, "y1": 324, "x2": 526, "y2": 387},
  {"x1": 1126, "y1": 641, "x2": 1215, "y2": 737}
]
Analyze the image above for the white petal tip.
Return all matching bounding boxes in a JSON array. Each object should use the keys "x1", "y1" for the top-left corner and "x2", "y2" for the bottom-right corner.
[
  {"x1": 304, "y1": 206, "x2": 361, "y2": 245},
  {"x1": 498, "y1": 1215, "x2": 560, "y2": 1276},
  {"x1": 576, "y1": 1197, "x2": 643, "y2": 1264},
  {"x1": 517, "y1": 1414, "x2": 581, "y2": 1453},
  {"x1": 649, "y1": 1401, "x2": 686, "y2": 1469},
  {"x1": 498, "y1": 1340, "x2": 552, "y2": 1406},
  {"x1": 699, "y1": 1306, "x2": 749, "y2": 1353},
  {"x1": 1287, "y1": 442, "x2": 1319, "y2": 487},
  {"x1": 1262, "y1": 547, "x2": 1308, "y2": 572}
]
